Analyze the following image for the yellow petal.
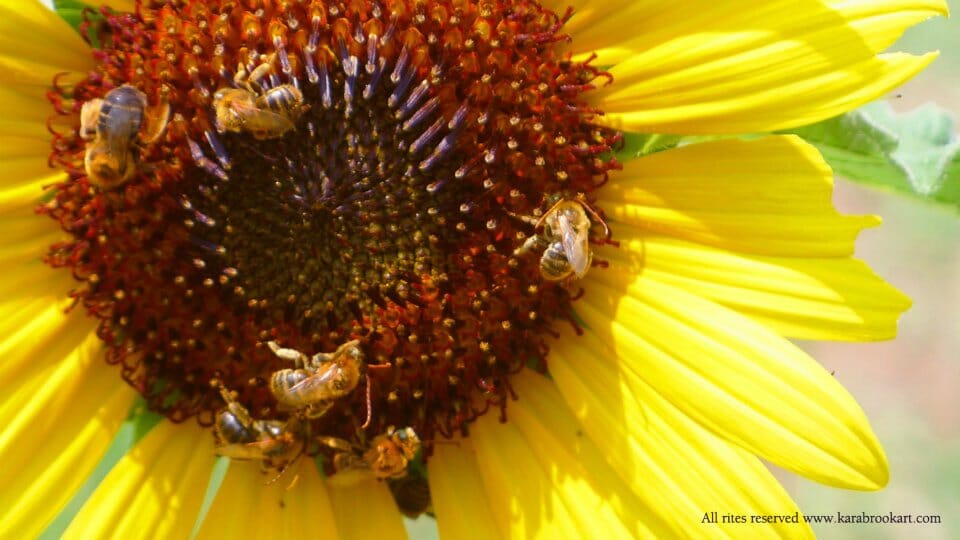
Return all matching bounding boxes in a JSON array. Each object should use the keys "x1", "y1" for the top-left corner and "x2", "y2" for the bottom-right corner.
[
  {"x1": 0, "y1": 330, "x2": 133, "y2": 539},
  {"x1": 823, "y1": 0, "x2": 950, "y2": 52},
  {"x1": 0, "y1": 134, "x2": 58, "y2": 160},
  {"x1": 599, "y1": 136, "x2": 876, "y2": 257},
  {"x1": 550, "y1": 330, "x2": 815, "y2": 539},
  {"x1": 327, "y1": 473, "x2": 407, "y2": 540},
  {"x1": 538, "y1": 0, "x2": 634, "y2": 61},
  {"x1": 2, "y1": 241, "x2": 56, "y2": 270},
  {"x1": 0, "y1": 298, "x2": 90, "y2": 385},
  {"x1": 429, "y1": 440, "x2": 505, "y2": 540},
  {"x1": 0, "y1": 0, "x2": 94, "y2": 86},
  {"x1": 0, "y1": 175, "x2": 61, "y2": 213},
  {"x1": 1, "y1": 208, "x2": 62, "y2": 255},
  {"x1": 0, "y1": 215, "x2": 74, "y2": 330},
  {"x1": 63, "y1": 421, "x2": 216, "y2": 539},
  {"x1": 586, "y1": 0, "x2": 945, "y2": 133},
  {"x1": 576, "y1": 0, "x2": 947, "y2": 65},
  {"x1": 0, "y1": 267, "x2": 73, "y2": 321},
  {"x1": 0, "y1": 86, "x2": 56, "y2": 122},
  {"x1": 0, "y1": 118, "x2": 68, "y2": 211},
  {"x1": 473, "y1": 369, "x2": 670, "y2": 539},
  {"x1": 0, "y1": 118, "x2": 53, "y2": 143},
  {"x1": 197, "y1": 460, "x2": 339, "y2": 540},
  {"x1": 577, "y1": 276, "x2": 889, "y2": 490},
  {"x1": 596, "y1": 232, "x2": 910, "y2": 341}
]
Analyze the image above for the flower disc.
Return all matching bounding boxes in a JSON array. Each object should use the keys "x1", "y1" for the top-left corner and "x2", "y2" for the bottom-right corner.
[{"x1": 43, "y1": 0, "x2": 619, "y2": 462}]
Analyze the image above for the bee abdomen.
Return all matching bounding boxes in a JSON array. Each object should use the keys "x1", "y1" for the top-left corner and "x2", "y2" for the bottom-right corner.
[
  {"x1": 269, "y1": 368, "x2": 310, "y2": 405},
  {"x1": 215, "y1": 410, "x2": 257, "y2": 444},
  {"x1": 259, "y1": 85, "x2": 303, "y2": 116},
  {"x1": 539, "y1": 242, "x2": 573, "y2": 281},
  {"x1": 98, "y1": 85, "x2": 145, "y2": 138},
  {"x1": 388, "y1": 476, "x2": 433, "y2": 518}
]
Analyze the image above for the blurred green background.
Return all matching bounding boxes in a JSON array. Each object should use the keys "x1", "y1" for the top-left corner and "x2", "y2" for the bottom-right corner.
[{"x1": 778, "y1": 2, "x2": 960, "y2": 539}]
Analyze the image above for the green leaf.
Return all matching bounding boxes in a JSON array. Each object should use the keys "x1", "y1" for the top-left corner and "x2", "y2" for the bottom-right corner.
[
  {"x1": 788, "y1": 101, "x2": 960, "y2": 211},
  {"x1": 614, "y1": 132, "x2": 682, "y2": 161},
  {"x1": 53, "y1": 0, "x2": 105, "y2": 46},
  {"x1": 53, "y1": 0, "x2": 89, "y2": 33}
]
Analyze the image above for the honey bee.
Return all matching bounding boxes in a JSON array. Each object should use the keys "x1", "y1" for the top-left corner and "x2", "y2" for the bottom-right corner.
[
  {"x1": 212, "y1": 381, "x2": 303, "y2": 471},
  {"x1": 319, "y1": 426, "x2": 422, "y2": 480},
  {"x1": 80, "y1": 85, "x2": 170, "y2": 189},
  {"x1": 388, "y1": 475, "x2": 433, "y2": 518},
  {"x1": 213, "y1": 56, "x2": 305, "y2": 140},
  {"x1": 267, "y1": 339, "x2": 364, "y2": 418},
  {"x1": 513, "y1": 194, "x2": 609, "y2": 281}
]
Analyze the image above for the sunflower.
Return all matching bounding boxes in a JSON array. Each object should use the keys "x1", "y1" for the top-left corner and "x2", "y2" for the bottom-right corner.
[{"x1": 0, "y1": 0, "x2": 945, "y2": 538}]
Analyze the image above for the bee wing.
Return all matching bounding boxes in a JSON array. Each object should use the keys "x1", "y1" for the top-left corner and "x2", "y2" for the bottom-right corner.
[
  {"x1": 287, "y1": 364, "x2": 341, "y2": 397},
  {"x1": 317, "y1": 436, "x2": 355, "y2": 453},
  {"x1": 225, "y1": 98, "x2": 262, "y2": 120},
  {"x1": 333, "y1": 452, "x2": 368, "y2": 473},
  {"x1": 558, "y1": 212, "x2": 590, "y2": 277},
  {"x1": 100, "y1": 126, "x2": 137, "y2": 166},
  {"x1": 245, "y1": 437, "x2": 289, "y2": 454},
  {"x1": 238, "y1": 105, "x2": 295, "y2": 133},
  {"x1": 215, "y1": 442, "x2": 267, "y2": 460}
]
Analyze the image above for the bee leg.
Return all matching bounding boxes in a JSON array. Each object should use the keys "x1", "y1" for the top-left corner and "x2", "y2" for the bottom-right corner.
[
  {"x1": 360, "y1": 375, "x2": 373, "y2": 429},
  {"x1": 247, "y1": 63, "x2": 273, "y2": 87},
  {"x1": 213, "y1": 442, "x2": 258, "y2": 460},
  {"x1": 513, "y1": 234, "x2": 544, "y2": 257},
  {"x1": 307, "y1": 350, "x2": 334, "y2": 370},
  {"x1": 264, "y1": 445, "x2": 303, "y2": 487},
  {"x1": 234, "y1": 61, "x2": 251, "y2": 90},
  {"x1": 140, "y1": 100, "x2": 171, "y2": 144},
  {"x1": 304, "y1": 339, "x2": 360, "y2": 370},
  {"x1": 241, "y1": 53, "x2": 275, "y2": 94},
  {"x1": 332, "y1": 452, "x2": 368, "y2": 474},
  {"x1": 577, "y1": 195, "x2": 615, "y2": 245},
  {"x1": 505, "y1": 209, "x2": 539, "y2": 226},
  {"x1": 79, "y1": 98, "x2": 103, "y2": 141},
  {"x1": 317, "y1": 436, "x2": 355, "y2": 453},
  {"x1": 304, "y1": 401, "x2": 334, "y2": 419},
  {"x1": 212, "y1": 380, "x2": 255, "y2": 426},
  {"x1": 267, "y1": 341, "x2": 308, "y2": 367},
  {"x1": 187, "y1": 138, "x2": 228, "y2": 181},
  {"x1": 247, "y1": 53, "x2": 276, "y2": 85}
]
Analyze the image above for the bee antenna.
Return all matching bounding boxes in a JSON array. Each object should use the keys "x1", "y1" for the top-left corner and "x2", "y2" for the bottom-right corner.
[
  {"x1": 285, "y1": 472, "x2": 301, "y2": 491},
  {"x1": 265, "y1": 465, "x2": 287, "y2": 486},
  {"x1": 360, "y1": 374, "x2": 373, "y2": 429},
  {"x1": 265, "y1": 443, "x2": 304, "y2": 488},
  {"x1": 209, "y1": 378, "x2": 235, "y2": 403}
]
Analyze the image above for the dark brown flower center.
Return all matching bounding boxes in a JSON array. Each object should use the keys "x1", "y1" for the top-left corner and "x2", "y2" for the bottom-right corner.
[{"x1": 42, "y1": 0, "x2": 618, "y2": 472}]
